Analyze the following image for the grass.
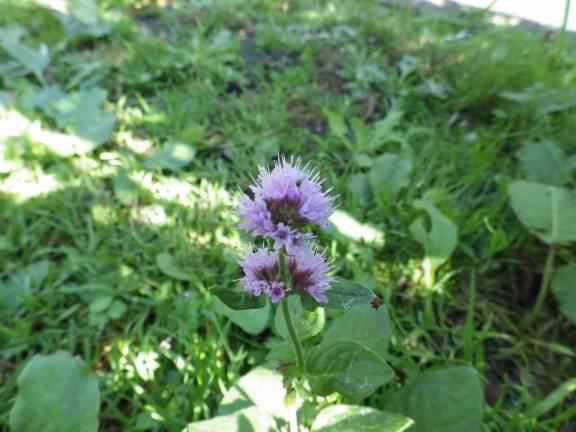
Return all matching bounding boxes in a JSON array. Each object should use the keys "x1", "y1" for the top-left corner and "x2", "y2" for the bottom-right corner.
[{"x1": 1, "y1": 0, "x2": 576, "y2": 430}]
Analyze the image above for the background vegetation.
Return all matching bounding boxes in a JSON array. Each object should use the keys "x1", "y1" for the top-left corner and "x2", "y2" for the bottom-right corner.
[{"x1": 1, "y1": 0, "x2": 576, "y2": 430}]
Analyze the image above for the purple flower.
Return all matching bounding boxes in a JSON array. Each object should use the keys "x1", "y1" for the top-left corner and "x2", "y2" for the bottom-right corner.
[
  {"x1": 238, "y1": 158, "x2": 333, "y2": 248},
  {"x1": 239, "y1": 246, "x2": 332, "y2": 304}
]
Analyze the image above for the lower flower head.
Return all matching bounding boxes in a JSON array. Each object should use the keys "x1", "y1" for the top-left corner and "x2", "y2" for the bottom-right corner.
[
  {"x1": 238, "y1": 158, "x2": 333, "y2": 248},
  {"x1": 239, "y1": 246, "x2": 332, "y2": 304}
]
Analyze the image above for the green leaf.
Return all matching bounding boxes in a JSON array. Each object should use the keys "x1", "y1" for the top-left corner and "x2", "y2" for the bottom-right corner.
[
  {"x1": 325, "y1": 279, "x2": 375, "y2": 310},
  {"x1": 156, "y1": 253, "x2": 192, "y2": 281},
  {"x1": 107, "y1": 300, "x2": 128, "y2": 320},
  {"x1": 89, "y1": 296, "x2": 113, "y2": 313},
  {"x1": 113, "y1": 170, "x2": 139, "y2": 205},
  {"x1": 392, "y1": 366, "x2": 483, "y2": 432},
  {"x1": 182, "y1": 406, "x2": 276, "y2": 432},
  {"x1": 551, "y1": 264, "x2": 576, "y2": 324},
  {"x1": 274, "y1": 296, "x2": 325, "y2": 340},
  {"x1": 410, "y1": 199, "x2": 458, "y2": 289},
  {"x1": 9, "y1": 351, "x2": 100, "y2": 432},
  {"x1": 517, "y1": 142, "x2": 572, "y2": 186},
  {"x1": 322, "y1": 304, "x2": 391, "y2": 358},
  {"x1": 212, "y1": 287, "x2": 265, "y2": 311},
  {"x1": 214, "y1": 297, "x2": 270, "y2": 335},
  {"x1": 0, "y1": 26, "x2": 49, "y2": 83},
  {"x1": 307, "y1": 341, "x2": 394, "y2": 400},
  {"x1": 218, "y1": 367, "x2": 294, "y2": 420},
  {"x1": 508, "y1": 180, "x2": 576, "y2": 245},
  {"x1": 144, "y1": 141, "x2": 196, "y2": 172},
  {"x1": 312, "y1": 405, "x2": 413, "y2": 432},
  {"x1": 37, "y1": 88, "x2": 115, "y2": 155},
  {"x1": 368, "y1": 153, "x2": 412, "y2": 201},
  {"x1": 0, "y1": 261, "x2": 50, "y2": 316}
]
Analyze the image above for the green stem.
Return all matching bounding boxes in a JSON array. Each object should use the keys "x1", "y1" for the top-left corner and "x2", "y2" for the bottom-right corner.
[
  {"x1": 281, "y1": 289, "x2": 305, "y2": 375},
  {"x1": 525, "y1": 247, "x2": 556, "y2": 327},
  {"x1": 562, "y1": 0, "x2": 572, "y2": 34},
  {"x1": 278, "y1": 249, "x2": 305, "y2": 375}
]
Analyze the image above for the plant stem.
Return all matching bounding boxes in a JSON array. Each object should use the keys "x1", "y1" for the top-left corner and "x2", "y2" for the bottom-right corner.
[
  {"x1": 278, "y1": 248, "x2": 306, "y2": 375},
  {"x1": 562, "y1": 0, "x2": 572, "y2": 34},
  {"x1": 524, "y1": 247, "x2": 556, "y2": 327},
  {"x1": 281, "y1": 293, "x2": 306, "y2": 375}
]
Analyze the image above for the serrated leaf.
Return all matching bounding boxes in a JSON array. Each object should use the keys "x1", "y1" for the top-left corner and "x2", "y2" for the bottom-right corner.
[
  {"x1": 312, "y1": 405, "x2": 413, "y2": 432},
  {"x1": 391, "y1": 366, "x2": 483, "y2": 432},
  {"x1": 156, "y1": 253, "x2": 191, "y2": 281},
  {"x1": 183, "y1": 406, "x2": 276, "y2": 432},
  {"x1": 306, "y1": 341, "x2": 394, "y2": 400},
  {"x1": 9, "y1": 351, "x2": 100, "y2": 432},
  {"x1": 324, "y1": 279, "x2": 375, "y2": 310},
  {"x1": 322, "y1": 304, "x2": 391, "y2": 358},
  {"x1": 508, "y1": 181, "x2": 576, "y2": 245},
  {"x1": 551, "y1": 264, "x2": 576, "y2": 324},
  {"x1": 144, "y1": 142, "x2": 196, "y2": 172},
  {"x1": 214, "y1": 297, "x2": 270, "y2": 335},
  {"x1": 274, "y1": 296, "x2": 325, "y2": 340},
  {"x1": 517, "y1": 141, "x2": 571, "y2": 186},
  {"x1": 368, "y1": 153, "x2": 412, "y2": 202}
]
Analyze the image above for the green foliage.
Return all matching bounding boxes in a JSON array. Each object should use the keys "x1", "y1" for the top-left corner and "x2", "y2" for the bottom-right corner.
[
  {"x1": 517, "y1": 141, "x2": 572, "y2": 186},
  {"x1": 410, "y1": 199, "x2": 458, "y2": 290},
  {"x1": 368, "y1": 153, "x2": 412, "y2": 204},
  {"x1": 551, "y1": 264, "x2": 576, "y2": 324},
  {"x1": 9, "y1": 351, "x2": 100, "y2": 432},
  {"x1": 307, "y1": 304, "x2": 394, "y2": 400},
  {"x1": 312, "y1": 405, "x2": 413, "y2": 432},
  {"x1": 323, "y1": 280, "x2": 376, "y2": 310},
  {"x1": 214, "y1": 297, "x2": 270, "y2": 335},
  {"x1": 389, "y1": 366, "x2": 484, "y2": 432},
  {"x1": 509, "y1": 180, "x2": 576, "y2": 244},
  {"x1": 274, "y1": 296, "x2": 325, "y2": 340}
]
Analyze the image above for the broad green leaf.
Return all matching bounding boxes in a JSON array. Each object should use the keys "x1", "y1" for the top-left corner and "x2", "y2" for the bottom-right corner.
[
  {"x1": 392, "y1": 366, "x2": 483, "y2": 432},
  {"x1": 9, "y1": 351, "x2": 100, "y2": 432},
  {"x1": 508, "y1": 180, "x2": 576, "y2": 245},
  {"x1": 368, "y1": 153, "x2": 412, "y2": 201},
  {"x1": 312, "y1": 405, "x2": 413, "y2": 432},
  {"x1": 322, "y1": 304, "x2": 391, "y2": 358},
  {"x1": 307, "y1": 341, "x2": 394, "y2": 400},
  {"x1": 219, "y1": 367, "x2": 294, "y2": 420},
  {"x1": 0, "y1": 261, "x2": 49, "y2": 316},
  {"x1": 410, "y1": 199, "x2": 458, "y2": 289},
  {"x1": 156, "y1": 253, "x2": 192, "y2": 281},
  {"x1": 113, "y1": 170, "x2": 139, "y2": 205},
  {"x1": 517, "y1": 142, "x2": 572, "y2": 186},
  {"x1": 324, "y1": 279, "x2": 375, "y2": 310},
  {"x1": 144, "y1": 142, "x2": 196, "y2": 172},
  {"x1": 89, "y1": 296, "x2": 113, "y2": 313},
  {"x1": 213, "y1": 286, "x2": 265, "y2": 310},
  {"x1": 182, "y1": 406, "x2": 276, "y2": 432},
  {"x1": 214, "y1": 297, "x2": 270, "y2": 335},
  {"x1": 0, "y1": 26, "x2": 49, "y2": 83},
  {"x1": 275, "y1": 296, "x2": 325, "y2": 340},
  {"x1": 107, "y1": 300, "x2": 128, "y2": 320},
  {"x1": 551, "y1": 264, "x2": 576, "y2": 324}
]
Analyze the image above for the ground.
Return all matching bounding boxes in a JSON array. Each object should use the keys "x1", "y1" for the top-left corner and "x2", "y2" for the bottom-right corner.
[{"x1": 1, "y1": 0, "x2": 576, "y2": 431}]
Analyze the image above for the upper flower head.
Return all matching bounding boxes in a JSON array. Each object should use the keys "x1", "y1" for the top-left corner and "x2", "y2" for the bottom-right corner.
[
  {"x1": 238, "y1": 157, "x2": 333, "y2": 249},
  {"x1": 240, "y1": 246, "x2": 332, "y2": 304}
]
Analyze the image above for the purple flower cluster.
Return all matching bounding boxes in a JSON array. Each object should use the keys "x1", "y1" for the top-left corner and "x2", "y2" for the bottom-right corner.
[
  {"x1": 238, "y1": 158, "x2": 334, "y2": 304},
  {"x1": 238, "y1": 158, "x2": 333, "y2": 250}
]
